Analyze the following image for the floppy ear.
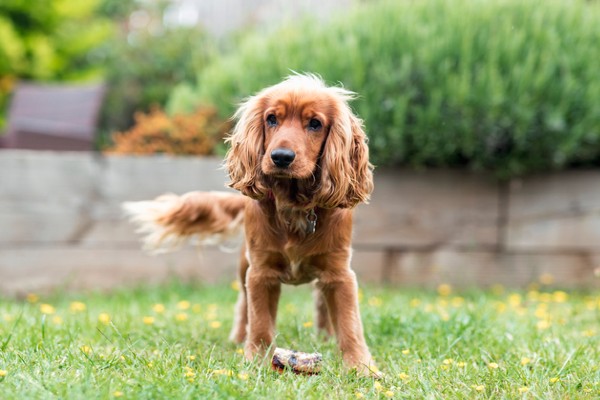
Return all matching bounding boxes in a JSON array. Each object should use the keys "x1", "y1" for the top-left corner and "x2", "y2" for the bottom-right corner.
[
  {"x1": 225, "y1": 95, "x2": 267, "y2": 199},
  {"x1": 318, "y1": 104, "x2": 374, "y2": 209}
]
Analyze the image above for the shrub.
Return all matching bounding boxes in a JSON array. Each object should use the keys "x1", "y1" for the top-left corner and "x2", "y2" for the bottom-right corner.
[
  {"x1": 168, "y1": 0, "x2": 600, "y2": 178},
  {"x1": 106, "y1": 106, "x2": 229, "y2": 156}
]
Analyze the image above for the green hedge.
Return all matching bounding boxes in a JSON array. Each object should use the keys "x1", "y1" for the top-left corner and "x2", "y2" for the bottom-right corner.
[{"x1": 169, "y1": 0, "x2": 600, "y2": 178}]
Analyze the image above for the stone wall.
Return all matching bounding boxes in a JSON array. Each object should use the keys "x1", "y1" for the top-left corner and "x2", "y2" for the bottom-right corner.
[{"x1": 1, "y1": 150, "x2": 599, "y2": 295}]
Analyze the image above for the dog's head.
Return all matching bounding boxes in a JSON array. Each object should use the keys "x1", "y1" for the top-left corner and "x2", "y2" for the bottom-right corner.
[{"x1": 225, "y1": 74, "x2": 373, "y2": 209}]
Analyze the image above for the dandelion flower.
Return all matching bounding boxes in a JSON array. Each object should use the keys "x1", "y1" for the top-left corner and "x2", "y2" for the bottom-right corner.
[
  {"x1": 583, "y1": 329, "x2": 595, "y2": 337},
  {"x1": 518, "y1": 387, "x2": 529, "y2": 393},
  {"x1": 177, "y1": 300, "x2": 190, "y2": 310},
  {"x1": 472, "y1": 385, "x2": 485, "y2": 391},
  {"x1": 152, "y1": 304, "x2": 165, "y2": 313},
  {"x1": 26, "y1": 293, "x2": 39, "y2": 303},
  {"x1": 384, "y1": 390, "x2": 394, "y2": 398},
  {"x1": 550, "y1": 377, "x2": 560, "y2": 383},
  {"x1": 143, "y1": 316, "x2": 155, "y2": 325},
  {"x1": 368, "y1": 297, "x2": 383, "y2": 307},
  {"x1": 552, "y1": 291, "x2": 568, "y2": 303},
  {"x1": 536, "y1": 320, "x2": 551, "y2": 330},
  {"x1": 80, "y1": 345, "x2": 92, "y2": 354},
  {"x1": 520, "y1": 357, "x2": 531, "y2": 366},
  {"x1": 2, "y1": 314, "x2": 13, "y2": 322},
  {"x1": 210, "y1": 321, "x2": 222, "y2": 329},
  {"x1": 374, "y1": 381, "x2": 383, "y2": 391},
  {"x1": 409, "y1": 299, "x2": 421, "y2": 308},
  {"x1": 443, "y1": 358, "x2": 454, "y2": 365},
  {"x1": 192, "y1": 304, "x2": 202, "y2": 313},
  {"x1": 302, "y1": 321, "x2": 313, "y2": 328},
  {"x1": 238, "y1": 372, "x2": 249, "y2": 380},
  {"x1": 402, "y1": 349, "x2": 410, "y2": 355},
  {"x1": 355, "y1": 392, "x2": 365, "y2": 399},
  {"x1": 98, "y1": 313, "x2": 111, "y2": 325},
  {"x1": 69, "y1": 301, "x2": 86, "y2": 313},
  {"x1": 236, "y1": 348, "x2": 244, "y2": 355},
  {"x1": 398, "y1": 372, "x2": 410, "y2": 381},
  {"x1": 113, "y1": 391, "x2": 123, "y2": 398},
  {"x1": 187, "y1": 355, "x2": 196, "y2": 361},
  {"x1": 52, "y1": 316, "x2": 63, "y2": 325},
  {"x1": 231, "y1": 280, "x2": 240, "y2": 291},
  {"x1": 185, "y1": 370, "x2": 196, "y2": 378},
  {"x1": 175, "y1": 313, "x2": 188, "y2": 322},
  {"x1": 457, "y1": 362, "x2": 466, "y2": 367},
  {"x1": 208, "y1": 304, "x2": 218, "y2": 312},
  {"x1": 488, "y1": 362, "x2": 499, "y2": 369},
  {"x1": 40, "y1": 303, "x2": 56, "y2": 315},
  {"x1": 0, "y1": 370, "x2": 7, "y2": 377},
  {"x1": 437, "y1": 284, "x2": 452, "y2": 297},
  {"x1": 213, "y1": 369, "x2": 233, "y2": 376}
]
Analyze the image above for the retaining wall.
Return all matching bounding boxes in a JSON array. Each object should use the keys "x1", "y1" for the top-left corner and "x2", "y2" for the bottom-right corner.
[{"x1": 1, "y1": 150, "x2": 599, "y2": 295}]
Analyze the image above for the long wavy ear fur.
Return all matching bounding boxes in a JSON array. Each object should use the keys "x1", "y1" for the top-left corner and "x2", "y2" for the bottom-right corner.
[
  {"x1": 225, "y1": 94, "x2": 267, "y2": 199},
  {"x1": 318, "y1": 95, "x2": 374, "y2": 209}
]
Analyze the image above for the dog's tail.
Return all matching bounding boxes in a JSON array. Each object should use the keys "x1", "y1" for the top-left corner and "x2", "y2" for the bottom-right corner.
[{"x1": 122, "y1": 191, "x2": 248, "y2": 254}]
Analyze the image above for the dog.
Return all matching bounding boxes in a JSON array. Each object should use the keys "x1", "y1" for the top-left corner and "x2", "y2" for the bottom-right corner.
[{"x1": 123, "y1": 74, "x2": 377, "y2": 375}]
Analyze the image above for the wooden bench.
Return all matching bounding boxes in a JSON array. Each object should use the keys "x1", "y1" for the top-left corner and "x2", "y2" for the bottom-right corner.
[{"x1": 0, "y1": 82, "x2": 105, "y2": 151}]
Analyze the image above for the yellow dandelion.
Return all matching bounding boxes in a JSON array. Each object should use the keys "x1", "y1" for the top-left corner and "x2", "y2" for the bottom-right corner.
[
  {"x1": 384, "y1": 390, "x2": 394, "y2": 398},
  {"x1": 539, "y1": 292, "x2": 552, "y2": 303},
  {"x1": 52, "y1": 316, "x2": 63, "y2": 325},
  {"x1": 302, "y1": 321, "x2": 313, "y2": 328},
  {"x1": 488, "y1": 362, "x2": 499, "y2": 369},
  {"x1": 451, "y1": 297, "x2": 465, "y2": 307},
  {"x1": 152, "y1": 303, "x2": 165, "y2": 313},
  {"x1": 113, "y1": 391, "x2": 123, "y2": 398},
  {"x1": 231, "y1": 280, "x2": 240, "y2": 291},
  {"x1": 409, "y1": 298, "x2": 421, "y2": 308},
  {"x1": 177, "y1": 300, "x2": 190, "y2": 310},
  {"x1": 472, "y1": 385, "x2": 485, "y2": 391},
  {"x1": 2, "y1": 314, "x2": 13, "y2": 322},
  {"x1": 520, "y1": 357, "x2": 531, "y2": 366},
  {"x1": 539, "y1": 273, "x2": 554, "y2": 285},
  {"x1": 0, "y1": 370, "x2": 7, "y2": 377},
  {"x1": 583, "y1": 329, "x2": 595, "y2": 337},
  {"x1": 443, "y1": 358, "x2": 454, "y2": 365},
  {"x1": 210, "y1": 321, "x2": 222, "y2": 329},
  {"x1": 236, "y1": 348, "x2": 244, "y2": 355},
  {"x1": 192, "y1": 304, "x2": 202, "y2": 313},
  {"x1": 355, "y1": 392, "x2": 365, "y2": 399},
  {"x1": 69, "y1": 301, "x2": 86, "y2": 313},
  {"x1": 143, "y1": 316, "x2": 155, "y2": 325},
  {"x1": 213, "y1": 369, "x2": 233, "y2": 376},
  {"x1": 536, "y1": 320, "x2": 551, "y2": 330},
  {"x1": 26, "y1": 293, "x2": 39, "y2": 303},
  {"x1": 368, "y1": 297, "x2": 383, "y2": 307},
  {"x1": 552, "y1": 291, "x2": 568, "y2": 303},
  {"x1": 398, "y1": 372, "x2": 410, "y2": 381},
  {"x1": 518, "y1": 387, "x2": 529, "y2": 393},
  {"x1": 374, "y1": 381, "x2": 383, "y2": 391},
  {"x1": 175, "y1": 313, "x2": 188, "y2": 322},
  {"x1": 208, "y1": 304, "x2": 218, "y2": 312},
  {"x1": 402, "y1": 349, "x2": 410, "y2": 355},
  {"x1": 437, "y1": 283, "x2": 452, "y2": 297},
  {"x1": 238, "y1": 372, "x2": 249, "y2": 380},
  {"x1": 147, "y1": 362, "x2": 153, "y2": 368},
  {"x1": 508, "y1": 293, "x2": 522, "y2": 306},
  {"x1": 185, "y1": 370, "x2": 196, "y2": 378},
  {"x1": 457, "y1": 362, "x2": 466, "y2": 367},
  {"x1": 40, "y1": 303, "x2": 56, "y2": 315},
  {"x1": 285, "y1": 303, "x2": 297, "y2": 313},
  {"x1": 440, "y1": 365, "x2": 449, "y2": 371},
  {"x1": 187, "y1": 355, "x2": 196, "y2": 361},
  {"x1": 550, "y1": 377, "x2": 560, "y2": 383},
  {"x1": 80, "y1": 345, "x2": 92, "y2": 354},
  {"x1": 98, "y1": 313, "x2": 111, "y2": 325}
]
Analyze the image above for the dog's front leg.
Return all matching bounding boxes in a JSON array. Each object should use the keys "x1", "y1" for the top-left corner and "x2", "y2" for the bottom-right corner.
[
  {"x1": 318, "y1": 268, "x2": 377, "y2": 375},
  {"x1": 244, "y1": 264, "x2": 281, "y2": 361}
]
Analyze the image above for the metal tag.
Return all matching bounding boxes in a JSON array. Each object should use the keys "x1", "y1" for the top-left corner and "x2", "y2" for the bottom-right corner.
[{"x1": 306, "y1": 209, "x2": 317, "y2": 234}]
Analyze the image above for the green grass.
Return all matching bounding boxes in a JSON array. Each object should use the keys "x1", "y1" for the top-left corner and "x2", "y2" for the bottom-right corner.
[{"x1": 1, "y1": 280, "x2": 599, "y2": 399}]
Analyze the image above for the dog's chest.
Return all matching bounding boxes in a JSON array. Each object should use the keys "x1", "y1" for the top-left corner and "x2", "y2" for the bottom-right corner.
[{"x1": 279, "y1": 258, "x2": 315, "y2": 285}]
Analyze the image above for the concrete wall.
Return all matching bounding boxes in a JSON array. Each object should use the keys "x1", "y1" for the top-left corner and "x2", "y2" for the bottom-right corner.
[{"x1": 1, "y1": 150, "x2": 599, "y2": 295}]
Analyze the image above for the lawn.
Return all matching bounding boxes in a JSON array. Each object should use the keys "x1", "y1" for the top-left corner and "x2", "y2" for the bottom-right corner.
[{"x1": 0, "y1": 280, "x2": 599, "y2": 399}]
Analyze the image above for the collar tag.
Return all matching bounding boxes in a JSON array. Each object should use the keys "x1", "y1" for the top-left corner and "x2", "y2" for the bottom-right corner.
[{"x1": 306, "y1": 209, "x2": 317, "y2": 234}]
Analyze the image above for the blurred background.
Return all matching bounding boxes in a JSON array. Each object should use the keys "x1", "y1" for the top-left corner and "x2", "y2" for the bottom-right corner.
[{"x1": 1, "y1": 0, "x2": 599, "y2": 295}]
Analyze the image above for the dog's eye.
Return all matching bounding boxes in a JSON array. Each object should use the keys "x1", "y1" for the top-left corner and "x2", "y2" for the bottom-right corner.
[
  {"x1": 266, "y1": 114, "x2": 277, "y2": 127},
  {"x1": 308, "y1": 118, "x2": 322, "y2": 131}
]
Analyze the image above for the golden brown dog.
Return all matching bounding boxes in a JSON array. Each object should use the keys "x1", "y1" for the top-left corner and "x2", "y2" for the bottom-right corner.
[{"x1": 124, "y1": 74, "x2": 376, "y2": 375}]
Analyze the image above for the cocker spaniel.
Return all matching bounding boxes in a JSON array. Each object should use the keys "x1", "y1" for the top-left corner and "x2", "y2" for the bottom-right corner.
[{"x1": 124, "y1": 74, "x2": 377, "y2": 375}]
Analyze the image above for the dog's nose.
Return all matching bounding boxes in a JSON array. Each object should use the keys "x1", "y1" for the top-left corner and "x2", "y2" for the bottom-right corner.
[{"x1": 271, "y1": 148, "x2": 296, "y2": 168}]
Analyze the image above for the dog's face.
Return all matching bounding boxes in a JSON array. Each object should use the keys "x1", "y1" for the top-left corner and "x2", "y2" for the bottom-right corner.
[
  {"x1": 226, "y1": 74, "x2": 374, "y2": 209},
  {"x1": 261, "y1": 93, "x2": 332, "y2": 180}
]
